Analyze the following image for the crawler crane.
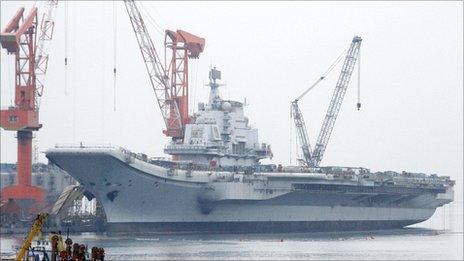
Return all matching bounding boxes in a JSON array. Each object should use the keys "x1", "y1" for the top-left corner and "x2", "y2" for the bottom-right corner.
[{"x1": 291, "y1": 36, "x2": 362, "y2": 167}]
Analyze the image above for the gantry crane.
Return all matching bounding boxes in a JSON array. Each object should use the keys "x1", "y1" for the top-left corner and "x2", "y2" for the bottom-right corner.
[
  {"x1": 124, "y1": 0, "x2": 205, "y2": 139},
  {"x1": 0, "y1": 1, "x2": 58, "y2": 214},
  {"x1": 292, "y1": 36, "x2": 362, "y2": 167}
]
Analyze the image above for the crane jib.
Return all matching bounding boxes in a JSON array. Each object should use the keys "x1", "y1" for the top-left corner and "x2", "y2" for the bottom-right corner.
[
  {"x1": 124, "y1": 0, "x2": 205, "y2": 139},
  {"x1": 291, "y1": 36, "x2": 362, "y2": 167}
]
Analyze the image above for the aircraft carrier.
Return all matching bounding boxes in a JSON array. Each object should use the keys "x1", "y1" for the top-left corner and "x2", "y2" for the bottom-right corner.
[
  {"x1": 44, "y1": 1, "x2": 454, "y2": 234},
  {"x1": 45, "y1": 66, "x2": 455, "y2": 233}
]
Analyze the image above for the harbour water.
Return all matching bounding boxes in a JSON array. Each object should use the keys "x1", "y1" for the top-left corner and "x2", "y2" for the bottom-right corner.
[
  {"x1": 2, "y1": 192, "x2": 462, "y2": 260},
  {"x1": 1, "y1": 201, "x2": 463, "y2": 261},
  {"x1": 1, "y1": 228, "x2": 462, "y2": 260}
]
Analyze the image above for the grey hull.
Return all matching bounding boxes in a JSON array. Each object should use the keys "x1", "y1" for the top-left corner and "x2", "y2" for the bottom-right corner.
[
  {"x1": 106, "y1": 220, "x2": 425, "y2": 234},
  {"x1": 46, "y1": 147, "x2": 453, "y2": 234}
]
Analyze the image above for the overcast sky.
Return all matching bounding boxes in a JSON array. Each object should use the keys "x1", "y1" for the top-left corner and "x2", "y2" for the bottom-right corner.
[{"x1": 1, "y1": 1, "x2": 462, "y2": 187}]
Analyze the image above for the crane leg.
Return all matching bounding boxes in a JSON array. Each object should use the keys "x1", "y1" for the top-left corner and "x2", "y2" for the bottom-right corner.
[{"x1": 1, "y1": 131, "x2": 44, "y2": 218}]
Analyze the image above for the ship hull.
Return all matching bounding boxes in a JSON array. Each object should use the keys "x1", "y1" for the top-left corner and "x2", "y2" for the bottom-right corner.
[
  {"x1": 106, "y1": 220, "x2": 425, "y2": 234},
  {"x1": 46, "y1": 147, "x2": 451, "y2": 234}
]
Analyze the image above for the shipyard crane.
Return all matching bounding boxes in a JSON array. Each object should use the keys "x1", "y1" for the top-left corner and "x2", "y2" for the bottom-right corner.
[
  {"x1": 292, "y1": 36, "x2": 362, "y2": 167},
  {"x1": 291, "y1": 77, "x2": 324, "y2": 166},
  {"x1": 0, "y1": 1, "x2": 58, "y2": 213},
  {"x1": 124, "y1": 0, "x2": 205, "y2": 139},
  {"x1": 15, "y1": 213, "x2": 49, "y2": 261}
]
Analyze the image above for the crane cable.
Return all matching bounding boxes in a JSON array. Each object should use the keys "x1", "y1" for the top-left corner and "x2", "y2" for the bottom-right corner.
[
  {"x1": 64, "y1": 0, "x2": 68, "y2": 96},
  {"x1": 72, "y1": 3, "x2": 76, "y2": 143},
  {"x1": 289, "y1": 116, "x2": 293, "y2": 164},
  {"x1": 113, "y1": 0, "x2": 117, "y2": 111},
  {"x1": 64, "y1": 2, "x2": 76, "y2": 142},
  {"x1": 294, "y1": 46, "x2": 349, "y2": 103},
  {"x1": 138, "y1": 2, "x2": 166, "y2": 37},
  {"x1": 322, "y1": 46, "x2": 349, "y2": 78},
  {"x1": 357, "y1": 48, "x2": 361, "y2": 110},
  {"x1": 192, "y1": 59, "x2": 199, "y2": 115},
  {"x1": 101, "y1": 2, "x2": 107, "y2": 142}
]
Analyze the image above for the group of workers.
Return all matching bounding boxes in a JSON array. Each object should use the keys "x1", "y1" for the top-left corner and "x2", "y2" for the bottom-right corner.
[{"x1": 49, "y1": 232, "x2": 105, "y2": 261}]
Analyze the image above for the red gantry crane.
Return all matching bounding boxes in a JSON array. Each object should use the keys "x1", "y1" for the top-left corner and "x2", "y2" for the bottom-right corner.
[
  {"x1": 0, "y1": 1, "x2": 58, "y2": 215},
  {"x1": 124, "y1": 0, "x2": 205, "y2": 140}
]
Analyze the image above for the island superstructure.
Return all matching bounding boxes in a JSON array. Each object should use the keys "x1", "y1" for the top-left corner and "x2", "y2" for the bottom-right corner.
[{"x1": 165, "y1": 68, "x2": 272, "y2": 169}]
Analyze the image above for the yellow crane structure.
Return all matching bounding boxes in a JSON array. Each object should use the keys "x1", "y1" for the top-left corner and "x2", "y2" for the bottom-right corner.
[{"x1": 15, "y1": 213, "x2": 49, "y2": 261}]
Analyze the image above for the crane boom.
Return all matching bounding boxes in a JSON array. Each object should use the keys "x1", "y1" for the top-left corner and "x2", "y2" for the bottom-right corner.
[
  {"x1": 124, "y1": 1, "x2": 205, "y2": 139},
  {"x1": 123, "y1": 0, "x2": 182, "y2": 137},
  {"x1": 35, "y1": 0, "x2": 58, "y2": 105},
  {"x1": 311, "y1": 36, "x2": 362, "y2": 166},
  {"x1": 291, "y1": 101, "x2": 312, "y2": 166},
  {"x1": 15, "y1": 213, "x2": 49, "y2": 261},
  {"x1": 291, "y1": 76, "x2": 325, "y2": 166}
]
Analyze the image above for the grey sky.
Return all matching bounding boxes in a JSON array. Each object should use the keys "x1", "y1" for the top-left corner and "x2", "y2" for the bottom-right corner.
[{"x1": 1, "y1": 0, "x2": 462, "y2": 191}]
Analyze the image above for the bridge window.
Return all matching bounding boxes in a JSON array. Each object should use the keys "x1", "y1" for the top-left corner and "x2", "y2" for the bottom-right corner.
[{"x1": 9, "y1": 115, "x2": 18, "y2": 122}]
